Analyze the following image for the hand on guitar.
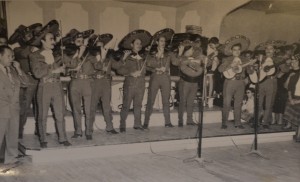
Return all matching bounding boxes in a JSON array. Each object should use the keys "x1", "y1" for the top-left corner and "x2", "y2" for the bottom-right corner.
[
  {"x1": 122, "y1": 50, "x2": 132, "y2": 61},
  {"x1": 178, "y1": 45, "x2": 184, "y2": 56}
]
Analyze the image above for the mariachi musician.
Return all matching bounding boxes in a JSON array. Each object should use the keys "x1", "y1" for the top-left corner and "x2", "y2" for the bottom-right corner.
[
  {"x1": 62, "y1": 29, "x2": 96, "y2": 140},
  {"x1": 178, "y1": 39, "x2": 205, "y2": 127},
  {"x1": 12, "y1": 23, "x2": 42, "y2": 139},
  {"x1": 89, "y1": 34, "x2": 121, "y2": 135},
  {"x1": 29, "y1": 20, "x2": 71, "y2": 148},
  {"x1": 252, "y1": 41, "x2": 290, "y2": 129},
  {"x1": 218, "y1": 35, "x2": 256, "y2": 129},
  {"x1": 116, "y1": 29, "x2": 152, "y2": 132},
  {"x1": 143, "y1": 28, "x2": 184, "y2": 129}
]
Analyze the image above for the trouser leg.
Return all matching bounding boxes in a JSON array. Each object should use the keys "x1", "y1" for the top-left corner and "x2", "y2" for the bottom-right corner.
[
  {"x1": 37, "y1": 84, "x2": 52, "y2": 143},
  {"x1": 4, "y1": 112, "x2": 19, "y2": 164},
  {"x1": 144, "y1": 76, "x2": 160, "y2": 126},
  {"x1": 133, "y1": 78, "x2": 145, "y2": 127},
  {"x1": 222, "y1": 80, "x2": 234, "y2": 126},
  {"x1": 70, "y1": 80, "x2": 83, "y2": 135},
  {"x1": 0, "y1": 119, "x2": 8, "y2": 163},
  {"x1": 263, "y1": 79, "x2": 276, "y2": 125},
  {"x1": 120, "y1": 79, "x2": 134, "y2": 129},
  {"x1": 233, "y1": 81, "x2": 245, "y2": 126},
  {"x1": 178, "y1": 80, "x2": 186, "y2": 124},
  {"x1": 52, "y1": 83, "x2": 67, "y2": 142},
  {"x1": 101, "y1": 79, "x2": 114, "y2": 131},
  {"x1": 81, "y1": 80, "x2": 93, "y2": 136},
  {"x1": 186, "y1": 82, "x2": 198, "y2": 123},
  {"x1": 160, "y1": 76, "x2": 171, "y2": 124}
]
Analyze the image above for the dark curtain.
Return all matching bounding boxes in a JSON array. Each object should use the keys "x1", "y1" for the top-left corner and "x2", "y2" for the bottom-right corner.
[{"x1": 0, "y1": 1, "x2": 7, "y2": 37}]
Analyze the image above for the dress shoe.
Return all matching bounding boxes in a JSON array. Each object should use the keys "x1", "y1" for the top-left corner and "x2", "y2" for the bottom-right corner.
[
  {"x1": 178, "y1": 123, "x2": 183, "y2": 127},
  {"x1": 133, "y1": 126, "x2": 144, "y2": 131},
  {"x1": 165, "y1": 123, "x2": 174, "y2": 128},
  {"x1": 120, "y1": 128, "x2": 126, "y2": 133},
  {"x1": 187, "y1": 122, "x2": 197, "y2": 126},
  {"x1": 142, "y1": 124, "x2": 149, "y2": 129},
  {"x1": 235, "y1": 125, "x2": 245, "y2": 129},
  {"x1": 86, "y1": 135, "x2": 92, "y2": 140},
  {"x1": 71, "y1": 134, "x2": 82, "y2": 139},
  {"x1": 106, "y1": 129, "x2": 119, "y2": 134},
  {"x1": 40, "y1": 142, "x2": 48, "y2": 148},
  {"x1": 221, "y1": 125, "x2": 228, "y2": 129},
  {"x1": 59, "y1": 141, "x2": 72, "y2": 146}
]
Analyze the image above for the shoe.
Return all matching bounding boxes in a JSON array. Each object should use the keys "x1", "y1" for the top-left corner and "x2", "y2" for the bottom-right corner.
[
  {"x1": 106, "y1": 129, "x2": 119, "y2": 134},
  {"x1": 178, "y1": 123, "x2": 183, "y2": 127},
  {"x1": 59, "y1": 141, "x2": 72, "y2": 146},
  {"x1": 120, "y1": 128, "x2": 126, "y2": 133},
  {"x1": 86, "y1": 135, "x2": 92, "y2": 140},
  {"x1": 283, "y1": 124, "x2": 292, "y2": 130},
  {"x1": 71, "y1": 134, "x2": 82, "y2": 139},
  {"x1": 142, "y1": 124, "x2": 149, "y2": 129},
  {"x1": 235, "y1": 125, "x2": 245, "y2": 129},
  {"x1": 165, "y1": 123, "x2": 174, "y2": 128},
  {"x1": 221, "y1": 125, "x2": 227, "y2": 129},
  {"x1": 133, "y1": 126, "x2": 144, "y2": 131},
  {"x1": 187, "y1": 122, "x2": 197, "y2": 126},
  {"x1": 262, "y1": 125, "x2": 270, "y2": 129},
  {"x1": 40, "y1": 142, "x2": 47, "y2": 148}
]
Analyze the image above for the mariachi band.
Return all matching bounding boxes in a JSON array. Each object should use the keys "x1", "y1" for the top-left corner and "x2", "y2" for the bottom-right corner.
[{"x1": 1, "y1": 19, "x2": 300, "y2": 151}]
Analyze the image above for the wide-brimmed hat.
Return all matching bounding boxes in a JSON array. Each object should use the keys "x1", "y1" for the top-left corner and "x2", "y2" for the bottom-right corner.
[
  {"x1": 152, "y1": 28, "x2": 174, "y2": 44},
  {"x1": 89, "y1": 33, "x2": 113, "y2": 46},
  {"x1": 61, "y1": 29, "x2": 94, "y2": 45},
  {"x1": 8, "y1": 25, "x2": 27, "y2": 44},
  {"x1": 118, "y1": 29, "x2": 152, "y2": 50},
  {"x1": 28, "y1": 20, "x2": 59, "y2": 46},
  {"x1": 255, "y1": 40, "x2": 287, "y2": 51},
  {"x1": 185, "y1": 25, "x2": 202, "y2": 35},
  {"x1": 223, "y1": 35, "x2": 250, "y2": 56}
]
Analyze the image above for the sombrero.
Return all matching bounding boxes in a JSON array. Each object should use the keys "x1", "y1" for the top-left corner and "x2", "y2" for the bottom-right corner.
[
  {"x1": 255, "y1": 40, "x2": 287, "y2": 51},
  {"x1": 89, "y1": 33, "x2": 113, "y2": 46},
  {"x1": 223, "y1": 35, "x2": 250, "y2": 56},
  {"x1": 118, "y1": 29, "x2": 152, "y2": 50},
  {"x1": 185, "y1": 25, "x2": 202, "y2": 35},
  {"x1": 28, "y1": 23, "x2": 42, "y2": 36},
  {"x1": 28, "y1": 20, "x2": 59, "y2": 46},
  {"x1": 61, "y1": 29, "x2": 95, "y2": 45},
  {"x1": 152, "y1": 28, "x2": 174, "y2": 44},
  {"x1": 8, "y1": 25, "x2": 27, "y2": 44}
]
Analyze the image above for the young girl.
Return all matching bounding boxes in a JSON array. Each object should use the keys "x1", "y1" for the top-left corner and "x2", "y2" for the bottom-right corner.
[{"x1": 241, "y1": 87, "x2": 255, "y2": 123}]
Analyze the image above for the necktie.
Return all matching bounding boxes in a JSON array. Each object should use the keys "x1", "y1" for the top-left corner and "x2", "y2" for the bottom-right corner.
[{"x1": 5, "y1": 67, "x2": 14, "y2": 84}]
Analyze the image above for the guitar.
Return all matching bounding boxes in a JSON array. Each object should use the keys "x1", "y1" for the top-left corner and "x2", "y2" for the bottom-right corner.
[
  {"x1": 180, "y1": 57, "x2": 204, "y2": 77},
  {"x1": 223, "y1": 59, "x2": 256, "y2": 79}
]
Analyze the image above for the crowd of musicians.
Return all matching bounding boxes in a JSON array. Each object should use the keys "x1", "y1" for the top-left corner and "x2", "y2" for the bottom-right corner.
[{"x1": 0, "y1": 19, "x2": 300, "y2": 164}]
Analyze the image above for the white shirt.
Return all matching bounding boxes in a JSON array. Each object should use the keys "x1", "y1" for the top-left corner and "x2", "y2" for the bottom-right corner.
[{"x1": 41, "y1": 50, "x2": 55, "y2": 65}]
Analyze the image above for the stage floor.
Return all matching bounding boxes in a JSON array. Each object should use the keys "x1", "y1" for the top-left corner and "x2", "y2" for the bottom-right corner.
[{"x1": 20, "y1": 122, "x2": 295, "y2": 150}]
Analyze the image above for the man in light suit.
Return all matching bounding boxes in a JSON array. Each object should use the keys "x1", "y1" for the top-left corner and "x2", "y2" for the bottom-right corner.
[{"x1": 0, "y1": 45, "x2": 26, "y2": 165}]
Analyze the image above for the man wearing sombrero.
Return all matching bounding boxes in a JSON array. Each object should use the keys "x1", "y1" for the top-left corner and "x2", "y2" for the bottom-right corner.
[
  {"x1": 116, "y1": 29, "x2": 151, "y2": 132},
  {"x1": 255, "y1": 41, "x2": 289, "y2": 129},
  {"x1": 13, "y1": 23, "x2": 42, "y2": 139},
  {"x1": 218, "y1": 35, "x2": 254, "y2": 129},
  {"x1": 89, "y1": 34, "x2": 121, "y2": 135},
  {"x1": 143, "y1": 28, "x2": 184, "y2": 129},
  {"x1": 29, "y1": 20, "x2": 71, "y2": 148},
  {"x1": 62, "y1": 29, "x2": 96, "y2": 140}
]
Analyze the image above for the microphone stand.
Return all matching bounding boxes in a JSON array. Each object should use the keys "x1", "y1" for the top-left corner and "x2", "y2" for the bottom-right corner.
[
  {"x1": 194, "y1": 57, "x2": 212, "y2": 165},
  {"x1": 245, "y1": 57, "x2": 268, "y2": 159}
]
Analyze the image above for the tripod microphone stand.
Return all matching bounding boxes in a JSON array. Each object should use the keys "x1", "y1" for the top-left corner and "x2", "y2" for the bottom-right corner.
[{"x1": 245, "y1": 56, "x2": 269, "y2": 159}]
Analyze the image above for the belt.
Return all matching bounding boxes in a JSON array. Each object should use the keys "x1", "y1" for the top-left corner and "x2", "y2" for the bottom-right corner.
[
  {"x1": 71, "y1": 75, "x2": 92, "y2": 79},
  {"x1": 41, "y1": 77, "x2": 60, "y2": 83},
  {"x1": 26, "y1": 72, "x2": 33, "y2": 76},
  {"x1": 94, "y1": 74, "x2": 111, "y2": 79}
]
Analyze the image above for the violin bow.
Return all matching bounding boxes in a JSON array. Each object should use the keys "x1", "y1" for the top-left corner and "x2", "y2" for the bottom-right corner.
[{"x1": 140, "y1": 39, "x2": 155, "y2": 72}]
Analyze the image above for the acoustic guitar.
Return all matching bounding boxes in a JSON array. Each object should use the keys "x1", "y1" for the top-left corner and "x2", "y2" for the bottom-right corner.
[
  {"x1": 180, "y1": 57, "x2": 203, "y2": 77},
  {"x1": 223, "y1": 59, "x2": 256, "y2": 79}
]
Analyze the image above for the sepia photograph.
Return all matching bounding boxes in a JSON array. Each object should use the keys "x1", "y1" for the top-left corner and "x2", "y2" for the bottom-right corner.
[{"x1": 0, "y1": 0, "x2": 300, "y2": 181}]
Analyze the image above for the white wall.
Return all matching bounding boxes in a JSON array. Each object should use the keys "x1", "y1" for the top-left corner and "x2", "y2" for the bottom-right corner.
[{"x1": 220, "y1": 8, "x2": 300, "y2": 49}]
